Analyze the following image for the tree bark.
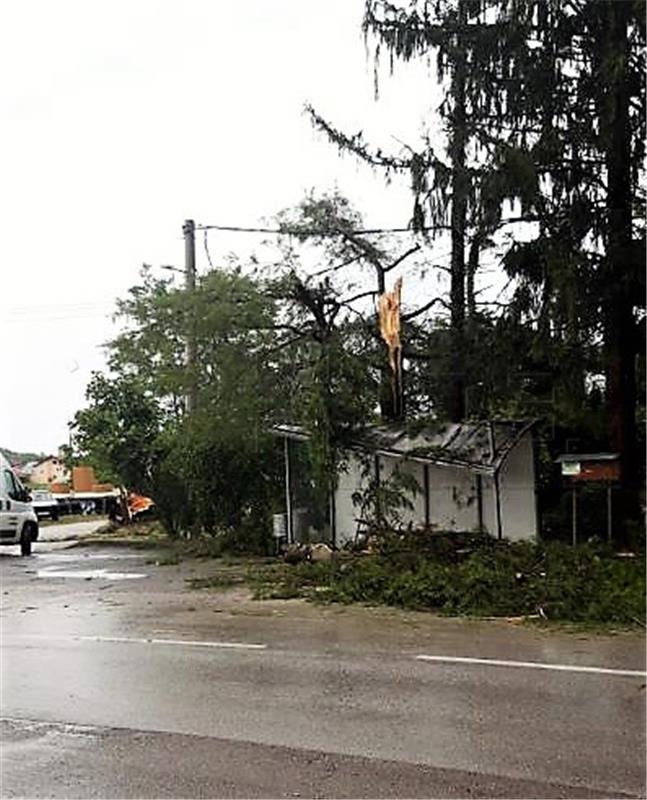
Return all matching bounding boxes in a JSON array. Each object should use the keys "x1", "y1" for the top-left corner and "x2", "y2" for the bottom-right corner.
[
  {"x1": 466, "y1": 231, "x2": 480, "y2": 320},
  {"x1": 600, "y1": 0, "x2": 639, "y2": 542},
  {"x1": 447, "y1": 0, "x2": 468, "y2": 422}
]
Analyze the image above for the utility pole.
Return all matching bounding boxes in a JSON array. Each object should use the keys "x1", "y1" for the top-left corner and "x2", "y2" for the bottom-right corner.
[{"x1": 183, "y1": 219, "x2": 198, "y2": 415}]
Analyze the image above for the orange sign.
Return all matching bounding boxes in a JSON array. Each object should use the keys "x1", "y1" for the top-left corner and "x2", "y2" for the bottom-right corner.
[{"x1": 570, "y1": 461, "x2": 620, "y2": 482}]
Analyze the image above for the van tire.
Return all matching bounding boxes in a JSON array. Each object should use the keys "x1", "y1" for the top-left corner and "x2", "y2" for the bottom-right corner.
[{"x1": 20, "y1": 524, "x2": 34, "y2": 556}]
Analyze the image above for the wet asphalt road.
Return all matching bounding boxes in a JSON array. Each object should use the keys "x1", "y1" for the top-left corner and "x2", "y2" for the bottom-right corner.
[
  {"x1": 1, "y1": 534, "x2": 645, "y2": 799},
  {"x1": 37, "y1": 518, "x2": 109, "y2": 542}
]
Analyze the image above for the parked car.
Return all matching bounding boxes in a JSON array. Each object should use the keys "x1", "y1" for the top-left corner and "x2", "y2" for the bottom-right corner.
[
  {"x1": 0, "y1": 452, "x2": 39, "y2": 555},
  {"x1": 29, "y1": 489, "x2": 60, "y2": 521}
]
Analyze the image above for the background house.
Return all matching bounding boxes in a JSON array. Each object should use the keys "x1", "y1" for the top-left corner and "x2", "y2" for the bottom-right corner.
[
  {"x1": 29, "y1": 455, "x2": 70, "y2": 487},
  {"x1": 274, "y1": 420, "x2": 538, "y2": 547}
]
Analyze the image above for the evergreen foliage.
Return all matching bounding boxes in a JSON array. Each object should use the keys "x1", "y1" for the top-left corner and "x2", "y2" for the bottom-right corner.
[{"x1": 307, "y1": 0, "x2": 645, "y2": 536}]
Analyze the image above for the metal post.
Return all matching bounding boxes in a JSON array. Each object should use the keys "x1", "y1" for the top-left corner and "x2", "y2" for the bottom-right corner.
[
  {"x1": 606, "y1": 484, "x2": 613, "y2": 543},
  {"x1": 423, "y1": 464, "x2": 430, "y2": 528},
  {"x1": 183, "y1": 219, "x2": 197, "y2": 415},
  {"x1": 284, "y1": 437, "x2": 293, "y2": 544},
  {"x1": 571, "y1": 484, "x2": 577, "y2": 546},
  {"x1": 488, "y1": 422, "x2": 502, "y2": 540},
  {"x1": 493, "y1": 470, "x2": 503, "y2": 540},
  {"x1": 476, "y1": 473, "x2": 484, "y2": 534},
  {"x1": 374, "y1": 455, "x2": 381, "y2": 525},
  {"x1": 329, "y1": 481, "x2": 336, "y2": 549}
]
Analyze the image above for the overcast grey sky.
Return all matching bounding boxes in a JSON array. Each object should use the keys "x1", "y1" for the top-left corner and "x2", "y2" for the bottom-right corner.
[{"x1": 1, "y1": 0, "x2": 443, "y2": 455}]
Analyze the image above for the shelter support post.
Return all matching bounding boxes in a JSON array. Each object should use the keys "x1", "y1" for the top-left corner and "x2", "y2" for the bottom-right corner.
[
  {"x1": 476, "y1": 473, "x2": 484, "y2": 534},
  {"x1": 423, "y1": 464, "x2": 430, "y2": 528},
  {"x1": 571, "y1": 485, "x2": 577, "y2": 547},
  {"x1": 606, "y1": 484, "x2": 612, "y2": 543},
  {"x1": 493, "y1": 470, "x2": 503, "y2": 540},
  {"x1": 488, "y1": 421, "x2": 503, "y2": 539},
  {"x1": 329, "y1": 481, "x2": 336, "y2": 549},
  {"x1": 374, "y1": 455, "x2": 381, "y2": 523}
]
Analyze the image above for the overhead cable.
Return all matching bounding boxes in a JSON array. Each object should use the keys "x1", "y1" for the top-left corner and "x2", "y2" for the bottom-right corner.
[{"x1": 196, "y1": 223, "x2": 445, "y2": 235}]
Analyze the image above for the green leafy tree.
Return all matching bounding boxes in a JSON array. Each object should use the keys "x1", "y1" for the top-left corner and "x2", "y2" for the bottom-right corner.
[
  {"x1": 70, "y1": 373, "x2": 163, "y2": 491},
  {"x1": 71, "y1": 266, "x2": 288, "y2": 541}
]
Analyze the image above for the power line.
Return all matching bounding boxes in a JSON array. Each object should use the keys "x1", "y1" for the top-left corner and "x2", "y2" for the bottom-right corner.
[
  {"x1": 196, "y1": 217, "x2": 531, "y2": 239},
  {"x1": 196, "y1": 223, "x2": 446, "y2": 235}
]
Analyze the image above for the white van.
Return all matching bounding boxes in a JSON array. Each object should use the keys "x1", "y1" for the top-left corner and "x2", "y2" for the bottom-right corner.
[{"x1": 0, "y1": 452, "x2": 39, "y2": 555}]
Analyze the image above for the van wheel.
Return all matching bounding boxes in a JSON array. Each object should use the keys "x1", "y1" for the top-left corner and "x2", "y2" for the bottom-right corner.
[{"x1": 20, "y1": 525, "x2": 33, "y2": 556}]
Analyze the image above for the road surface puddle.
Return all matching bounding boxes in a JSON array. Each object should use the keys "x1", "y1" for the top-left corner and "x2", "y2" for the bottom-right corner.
[{"x1": 37, "y1": 567, "x2": 147, "y2": 580}]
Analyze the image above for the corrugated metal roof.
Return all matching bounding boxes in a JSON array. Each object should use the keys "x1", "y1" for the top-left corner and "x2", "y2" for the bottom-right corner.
[{"x1": 272, "y1": 419, "x2": 536, "y2": 474}]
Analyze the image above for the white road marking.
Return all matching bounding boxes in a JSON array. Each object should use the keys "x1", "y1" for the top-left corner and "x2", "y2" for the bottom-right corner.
[
  {"x1": 3, "y1": 634, "x2": 267, "y2": 650},
  {"x1": 1, "y1": 716, "x2": 102, "y2": 738},
  {"x1": 415, "y1": 654, "x2": 646, "y2": 678},
  {"x1": 85, "y1": 635, "x2": 267, "y2": 650}
]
